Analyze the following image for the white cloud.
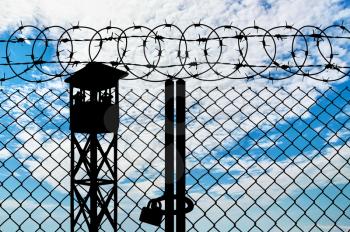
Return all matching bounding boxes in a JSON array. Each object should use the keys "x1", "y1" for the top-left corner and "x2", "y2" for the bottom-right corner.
[
  {"x1": 1, "y1": 198, "x2": 60, "y2": 211},
  {"x1": 0, "y1": 149, "x2": 12, "y2": 160}
]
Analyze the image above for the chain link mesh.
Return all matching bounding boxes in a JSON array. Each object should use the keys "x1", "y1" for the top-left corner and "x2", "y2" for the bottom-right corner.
[{"x1": 0, "y1": 86, "x2": 349, "y2": 231}]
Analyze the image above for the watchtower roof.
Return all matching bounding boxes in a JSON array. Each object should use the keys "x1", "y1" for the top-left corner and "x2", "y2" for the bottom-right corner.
[{"x1": 65, "y1": 62, "x2": 128, "y2": 91}]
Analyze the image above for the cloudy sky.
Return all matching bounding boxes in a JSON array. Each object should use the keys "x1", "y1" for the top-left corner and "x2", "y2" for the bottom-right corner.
[
  {"x1": 0, "y1": 0, "x2": 349, "y2": 88},
  {"x1": 0, "y1": 0, "x2": 349, "y2": 29},
  {"x1": 0, "y1": 0, "x2": 350, "y2": 231}
]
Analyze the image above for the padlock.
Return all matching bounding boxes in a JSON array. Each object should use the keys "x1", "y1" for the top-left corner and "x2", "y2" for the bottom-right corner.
[{"x1": 139, "y1": 200, "x2": 164, "y2": 226}]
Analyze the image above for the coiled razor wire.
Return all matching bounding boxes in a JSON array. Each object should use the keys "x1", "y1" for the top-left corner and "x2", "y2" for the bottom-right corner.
[{"x1": 0, "y1": 23, "x2": 350, "y2": 82}]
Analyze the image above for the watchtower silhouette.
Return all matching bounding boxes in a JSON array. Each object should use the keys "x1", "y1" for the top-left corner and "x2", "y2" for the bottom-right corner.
[{"x1": 65, "y1": 62, "x2": 128, "y2": 231}]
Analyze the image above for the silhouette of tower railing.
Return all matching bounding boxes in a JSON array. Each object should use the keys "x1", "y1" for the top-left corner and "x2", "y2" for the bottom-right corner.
[{"x1": 65, "y1": 62, "x2": 128, "y2": 231}]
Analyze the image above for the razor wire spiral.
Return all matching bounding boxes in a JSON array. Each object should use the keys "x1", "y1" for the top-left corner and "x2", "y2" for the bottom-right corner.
[{"x1": 0, "y1": 23, "x2": 350, "y2": 82}]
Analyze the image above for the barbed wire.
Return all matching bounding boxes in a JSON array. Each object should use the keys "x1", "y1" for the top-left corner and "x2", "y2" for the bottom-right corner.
[{"x1": 1, "y1": 22, "x2": 350, "y2": 82}]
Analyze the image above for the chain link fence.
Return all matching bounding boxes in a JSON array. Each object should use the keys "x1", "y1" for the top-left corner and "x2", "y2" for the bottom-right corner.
[{"x1": 0, "y1": 85, "x2": 349, "y2": 231}]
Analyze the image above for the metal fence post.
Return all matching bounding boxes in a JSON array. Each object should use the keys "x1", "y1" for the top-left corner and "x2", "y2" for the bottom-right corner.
[
  {"x1": 165, "y1": 79, "x2": 175, "y2": 232},
  {"x1": 176, "y1": 79, "x2": 186, "y2": 232}
]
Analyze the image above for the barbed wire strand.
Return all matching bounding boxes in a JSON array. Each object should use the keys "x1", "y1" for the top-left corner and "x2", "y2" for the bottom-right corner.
[{"x1": 0, "y1": 23, "x2": 349, "y2": 83}]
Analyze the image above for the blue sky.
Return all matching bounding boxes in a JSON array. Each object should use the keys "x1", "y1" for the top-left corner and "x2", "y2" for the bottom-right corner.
[{"x1": 0, "y1": 0, "x2": 350, "y2": 231}]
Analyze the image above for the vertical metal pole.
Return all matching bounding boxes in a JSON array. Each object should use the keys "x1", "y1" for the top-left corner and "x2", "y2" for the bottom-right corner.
[
  {"x1": 165, "y1": 79, "x2": 175, "y2": 232},
  {"x1": 114, "y1": 83, "x2": 119, "y2": 232},
  {"x1": 176, "y1": 79, "x2": 186, "y2": 232},
  {"x1": 90, "y1": 91, "x2": 98, "y2": 232},
  {"x1": 70, "y1": 86, "x2": 75, "y2": 232},
  {"x1": 90, "y1": 133, "x2": 98, "y2": 231}
]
